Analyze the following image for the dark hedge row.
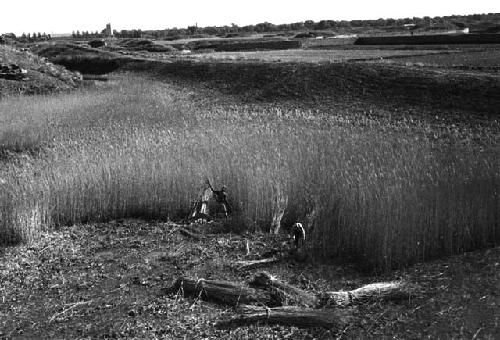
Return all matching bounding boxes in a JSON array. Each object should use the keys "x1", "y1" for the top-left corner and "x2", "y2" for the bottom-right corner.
[
  {"x1": 193, "y1": 40, "x2": 302, "y2": 52},
  {"x1": 355, "y1": 33, "x2": 500, "y2": 45}
]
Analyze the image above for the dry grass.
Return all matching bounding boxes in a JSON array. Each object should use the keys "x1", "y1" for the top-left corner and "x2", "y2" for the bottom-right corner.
[
  {"x1": 381, "y1": 49, "x2": 500, "y2": 69},
  {"x1": 0, "y1": 73, "x2": 498, "y2": 270}
]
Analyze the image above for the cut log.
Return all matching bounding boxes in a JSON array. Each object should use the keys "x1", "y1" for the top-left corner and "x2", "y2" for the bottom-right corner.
[
  {"x1": 250, "y1": 271, "x2": 319, "y2": 308},
  {"x1": 234, "y1": 257, "x2": 280, "y2": 271},
  {"x1": 164, "y1": 277, "x2": 271, "y2": 306},
  {"x1": 215, "y1": 304, "x2": 355, "y2": 329},
  {"x1": 318, "y1": 281, "x2": 415, "y2": 307}
]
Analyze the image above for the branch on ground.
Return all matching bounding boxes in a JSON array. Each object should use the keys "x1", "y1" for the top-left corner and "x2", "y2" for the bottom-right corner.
[
  {"x1": 234, "y1": 257, "x2": 281, "y2": 271},
  {"x1": 318, "y1": 281, "x2": 416, "y2": 307},
  {"x1": 249, "y1": 271, "x2": 319, "y2": 308},
  {"x1": 215, "y1": 304, "x2": 356, "y2": 329},
  {"x1": 164, "y1": 277, "x2": 272, "y2": 306}
]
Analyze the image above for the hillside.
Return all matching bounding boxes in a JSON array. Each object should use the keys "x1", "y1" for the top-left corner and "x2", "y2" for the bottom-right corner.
[{"x1": 0, "y1": 44, "x2": 82, "y2": 97}]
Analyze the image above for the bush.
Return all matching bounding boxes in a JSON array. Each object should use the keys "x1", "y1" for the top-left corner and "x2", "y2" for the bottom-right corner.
[{"x1": 89, "y1": 39, "x2": 106, "y2": 48}]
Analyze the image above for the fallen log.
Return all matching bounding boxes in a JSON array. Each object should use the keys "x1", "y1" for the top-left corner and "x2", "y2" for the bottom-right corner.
[
  {"x1": 250, "y1": 271, "x2": 319, "y2": 308},
  {"x1": 318, "y1": 281, "x2": 414, "y2": 307},
  {"x1": 165, "y1": 274, "x2": 416, "y2": 309},
  {"x1": 234, "y1": 257, "x2": 281, "y2": 271},
  {"x1": 178, "y1": 227, "x2": 204, "y2": 240},
  {"x1": 215, "y1": 304, "x2": 355, "y2": 329},
  {"x1": 164, "y1": 277, "x2": 271, "y2": 306}
]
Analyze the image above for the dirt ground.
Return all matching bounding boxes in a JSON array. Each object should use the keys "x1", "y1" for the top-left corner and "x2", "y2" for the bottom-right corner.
[{"x1": 1, "y1": 220, "x2": 498, "y2": 339}]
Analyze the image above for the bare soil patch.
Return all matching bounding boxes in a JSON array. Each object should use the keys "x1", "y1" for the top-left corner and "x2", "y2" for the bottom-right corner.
[{"x1": 1, "y1": 221, "x2": 498, "y2": 338}]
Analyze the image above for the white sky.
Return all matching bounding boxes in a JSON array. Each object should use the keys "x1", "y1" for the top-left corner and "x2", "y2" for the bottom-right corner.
[{"x1": 1, "y1": 0, "x2": 498, "y2": 35}]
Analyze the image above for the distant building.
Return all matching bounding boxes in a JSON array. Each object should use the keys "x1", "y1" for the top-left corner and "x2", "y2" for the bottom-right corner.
[{"x1": 102, "y1": 23, "x2": 113, "y2": 37}]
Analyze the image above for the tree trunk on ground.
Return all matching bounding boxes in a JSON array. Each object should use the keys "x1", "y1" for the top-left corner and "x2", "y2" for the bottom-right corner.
[
  {"x1": 249, "y1": 271, "x2": 319, "y2": 308},
  {"x1": 318, "y1": 281, "x2": 415, "y2": 307},
  {"x1": 165, "y1": 274, "x2": 416, "y2": 311},
  {"x1": 164, "y1": 277, "x2": 272, "y2": 306},
  {"x1": 215, "y1": 305, "x2": 355, "y2": 329}
]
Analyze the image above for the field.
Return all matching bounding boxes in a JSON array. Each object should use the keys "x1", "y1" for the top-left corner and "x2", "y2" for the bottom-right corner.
[
  {"x1": 186, "y1": 49, "x2": 447, "y2": 63},
  {"x1": 1, "y1": 43, "x2": 500, "y2": 338},
  {"x1": 374, "y1": 49, "x2": 500, "y2": 70}
]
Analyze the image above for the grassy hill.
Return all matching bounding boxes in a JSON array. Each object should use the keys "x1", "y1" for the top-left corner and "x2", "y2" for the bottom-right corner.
[{"x1": 0, "y1": 44, "x2": 82, "y2": 97}]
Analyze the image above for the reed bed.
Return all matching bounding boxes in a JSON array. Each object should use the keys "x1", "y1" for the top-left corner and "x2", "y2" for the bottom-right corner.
[{"x1": 1, "y1": 75, "x2": 498, "y2": 270}]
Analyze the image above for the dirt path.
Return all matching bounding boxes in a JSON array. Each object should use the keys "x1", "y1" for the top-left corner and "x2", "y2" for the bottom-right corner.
[{"x1": 1, "y1": 221, "x2": 499, "y2": 339}]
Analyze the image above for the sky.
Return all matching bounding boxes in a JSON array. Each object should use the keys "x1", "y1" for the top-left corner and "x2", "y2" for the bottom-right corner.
[{"x1": 1, "y1": 0, "x2": 498, "y2": 35}]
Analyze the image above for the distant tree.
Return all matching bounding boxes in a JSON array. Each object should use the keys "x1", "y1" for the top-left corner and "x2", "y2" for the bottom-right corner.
[
  {"x1": 289, "y1": 22, "x2": 305, "y2": 30},
  {"x1": 385, "y1": 18, "x2": 396, "y2": 26},
  {"x1": 255, "y1": 22, "x2": 275, "y2": 32},
  {"x1": 304, "y1": 20, "x2": 315, "y2": 29},
  {"x1": 230, "y1": 23, "x2": 240, "y2": 32},
  {"x1": 338, "y1": 20, "x2": 351, "y2": 27},
  {"x1": 314, "y1": 20, "x2": 331, "y2": 30},
  {"x1": 2, "y1": 32, "x2": 16, "y2": 40},
  {"x1": 375, "y1": 18, "x2": 387, "y2": 27}
]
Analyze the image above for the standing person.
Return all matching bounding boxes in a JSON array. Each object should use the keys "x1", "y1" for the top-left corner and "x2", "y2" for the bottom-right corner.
[
  {"x1": 199, "y1": 186, "x2": 213, "y2": 216},
  {"x1": 291, "y1": 222, "x2": 306, "y2": 249},
  {"x1": 212, "y1": 185, "x2": 230, "y2": 218},
  {"x1": 206, "y1": 179, "x2": 231, "y2": 218}
]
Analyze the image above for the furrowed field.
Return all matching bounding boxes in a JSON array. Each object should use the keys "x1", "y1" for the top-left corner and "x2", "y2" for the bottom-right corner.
[{"x1": 1, "y1": 59, "x2": 499, "y2": 270}]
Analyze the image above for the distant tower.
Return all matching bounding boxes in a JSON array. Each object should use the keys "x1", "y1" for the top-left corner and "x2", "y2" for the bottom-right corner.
[{"x1": 104, "y1": 23, "x2": 112, "y2": 37}]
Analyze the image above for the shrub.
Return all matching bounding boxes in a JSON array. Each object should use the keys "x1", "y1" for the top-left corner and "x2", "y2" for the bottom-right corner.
[{"x1": 89, "y1": 40, "x2": 106, "y2": 48}]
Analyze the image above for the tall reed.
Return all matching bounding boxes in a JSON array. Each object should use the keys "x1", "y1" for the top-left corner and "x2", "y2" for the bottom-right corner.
[{"x1": 1, "y1": 75, "x2": 498, "y2": 269}]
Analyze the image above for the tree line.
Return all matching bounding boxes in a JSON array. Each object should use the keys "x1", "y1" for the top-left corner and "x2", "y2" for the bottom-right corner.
[
  {"x1": 113, "y1": 12, "x2": 499, "y2": 39},
  {"x1": 16, "y1": 32, "x2": 52, "y2": 42},
  {"x1": 71, "y1": 31, "x2": 106, "y2": 39},
  {"x1": 2, "y1": 12, "x2": 497, "y2": 42}
]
